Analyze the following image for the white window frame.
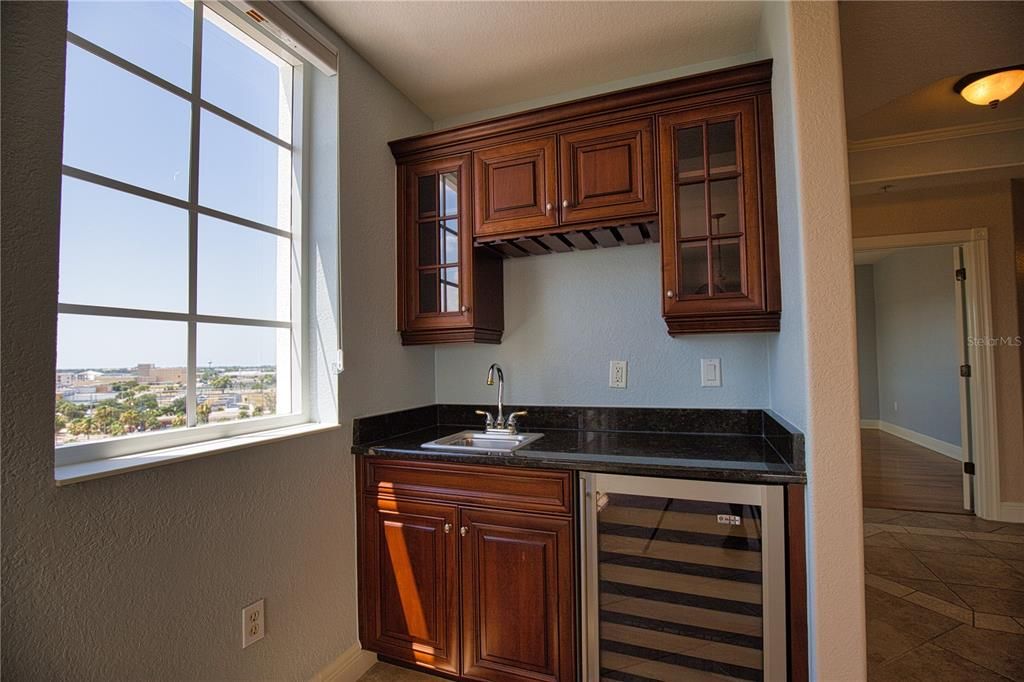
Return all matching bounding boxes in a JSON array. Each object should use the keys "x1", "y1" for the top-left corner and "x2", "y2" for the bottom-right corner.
[{"x1": 56, "y1": 1, "x2": 313, "y2": 467}]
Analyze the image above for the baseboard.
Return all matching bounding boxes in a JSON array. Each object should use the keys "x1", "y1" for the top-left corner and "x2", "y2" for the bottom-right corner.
[
  {"x1": 860, "y1": 419, "x2": 880, "y2": 429},
  {"x1": 311, "y1": 642, "x2": 377, "y2": 682},
  {"x1": 868, "y1": 421, "x2": 963, "y2": 461},
  {"x1": 999, "y1": 502, "x2": 1024, "y2": 523}
]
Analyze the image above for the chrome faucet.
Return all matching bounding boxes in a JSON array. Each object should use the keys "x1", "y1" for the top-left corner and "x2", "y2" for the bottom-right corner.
[{"x1": 475, "y1": 363, "x2": 527, "y2": 434}]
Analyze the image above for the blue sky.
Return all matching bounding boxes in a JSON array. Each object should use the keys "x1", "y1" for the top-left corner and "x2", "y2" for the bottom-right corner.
[{"x1": 57, "y1": 1, "x2": 292, "y2": 369}]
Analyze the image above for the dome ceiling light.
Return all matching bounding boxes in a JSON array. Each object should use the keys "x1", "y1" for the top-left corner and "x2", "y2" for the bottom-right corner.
[{"x1": 953, "y1": 65, "x2": 1024, "y2": 108}]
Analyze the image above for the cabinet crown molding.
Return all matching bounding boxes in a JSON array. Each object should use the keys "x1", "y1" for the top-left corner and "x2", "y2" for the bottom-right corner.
[{"x1": 389, "y1": 59, "x2": 773, "y2": 160}]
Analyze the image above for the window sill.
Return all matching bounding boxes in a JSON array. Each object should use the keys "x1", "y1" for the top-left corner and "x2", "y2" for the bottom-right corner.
[{"x1": 54, "y1": 422, "x2": 341, "y2": 486}]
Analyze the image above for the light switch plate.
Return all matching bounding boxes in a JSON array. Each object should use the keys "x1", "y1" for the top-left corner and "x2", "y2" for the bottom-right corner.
[{"x1": 701, "y1": 358, "x2": 722, "y2": 387}]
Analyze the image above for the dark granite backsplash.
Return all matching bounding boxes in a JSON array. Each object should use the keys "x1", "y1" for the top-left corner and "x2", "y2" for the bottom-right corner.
[{"x1": 353, "y1": 403, "x2": 804, "y2": 471}]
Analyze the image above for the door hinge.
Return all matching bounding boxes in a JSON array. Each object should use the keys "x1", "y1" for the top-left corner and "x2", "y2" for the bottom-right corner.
[
  {"x1": 963, "y1": 462, "x2": 976, "y2": 475},
  {"x1": 960, "y1": 364, "x2": 972, "y2": 378},
  {"x1": 955, "y1": 267, "x2": 966, "y2": 282}
]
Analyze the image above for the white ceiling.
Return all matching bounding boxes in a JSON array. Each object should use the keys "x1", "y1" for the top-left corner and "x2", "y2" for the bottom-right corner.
[
  {"x1": 839, "y1": 1, "x2": 1024, "y2": 141},
  {"x1": 305, "y1": 1, "x2": 762, "y2": 122}
]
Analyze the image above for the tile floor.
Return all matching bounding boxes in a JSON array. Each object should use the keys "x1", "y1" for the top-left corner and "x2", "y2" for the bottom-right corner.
[
  {"x1": 358, "y1": 663, "x2": 436, "y2": 681},
  {"x1": 864, "y1": 507, "x2": 1024, "y2": 681}
]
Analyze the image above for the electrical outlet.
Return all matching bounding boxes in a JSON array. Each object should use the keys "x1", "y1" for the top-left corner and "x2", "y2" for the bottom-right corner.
[
  {"x1": 242, "y1": 599, "x2": 265, "y2": 648},
  {"x1": 701, "y1": 358, "x2": 722, "y2": 387},
  {"x1": 609, "y1": 360, "x2": 627, "y2": 389}
]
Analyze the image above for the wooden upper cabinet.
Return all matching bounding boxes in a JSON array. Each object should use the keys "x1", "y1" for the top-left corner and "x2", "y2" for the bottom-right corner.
[
  {"x1": 390, "y1": 61, "x2": 780, "y2": 339},
  {"x1": 473, "y1": 136, "x2": 558, "y2": 237},
  {"x1": 361, "y1": 497, "x2": 460, "y2": 673},
  {"x1": 459, "y1": 508, "x2": 574, "y2": 682},
  {"x1": 658, "y1": 96, "x2": 780, "y2": 333},
  {"x1": 558, "y1": 118, "x2": 656, "y2": 225},
  {"x1": 398, "y1": 154, "x2": 503, "y2": 345}
]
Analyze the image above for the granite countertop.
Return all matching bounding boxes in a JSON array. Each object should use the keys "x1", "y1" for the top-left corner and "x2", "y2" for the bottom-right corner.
[{"x1": 351, "y1": 405, "x2": 805, "y2": 485}]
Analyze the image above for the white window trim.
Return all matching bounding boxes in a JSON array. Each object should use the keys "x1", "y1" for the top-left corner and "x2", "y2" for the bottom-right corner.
[
  {"x1": 56, "y1": 1, "x2": 318, "y2": 469},
  {"x1": 55, "y1": 422, "x2": 340, "y2": 486}
]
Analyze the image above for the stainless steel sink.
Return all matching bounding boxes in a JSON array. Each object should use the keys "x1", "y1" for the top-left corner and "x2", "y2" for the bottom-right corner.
[{"x1": 422, "y1": 430, "x2": 544, "y2": 453}]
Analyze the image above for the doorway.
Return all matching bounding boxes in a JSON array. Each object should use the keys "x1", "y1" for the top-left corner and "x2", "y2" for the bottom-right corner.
[
  {"x1": 853, "y1": 229, "x2": 999, "y2": 519},
  {"x1": 855, "y1": 243, "x2": 971, "y2": 514}
]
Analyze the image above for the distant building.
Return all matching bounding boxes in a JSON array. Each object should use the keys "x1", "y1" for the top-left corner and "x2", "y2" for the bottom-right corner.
[
  {"x1": 135, "y1": 364, "x2": 186, "y2": 384},
  {"x1": 66, "y1": 391, "x2": 118, "y2": 404}
]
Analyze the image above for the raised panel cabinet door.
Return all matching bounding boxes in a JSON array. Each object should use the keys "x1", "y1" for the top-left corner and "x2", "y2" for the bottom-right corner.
[
  {"x1": 460, "y1": 509, "x2": 574, "y2": 682},
  {"x1": 657, "y1": 99, "x2": 770, "y2": 329},
  {"x1": 473, "y1": 136, "x2": 558, "y2": 237},
  {"x1": 558, "y1": 118, "x2": 656, "y2": 224},
  {"x1": 362, "y1": 496, "x2": 460, "y2": 674}
]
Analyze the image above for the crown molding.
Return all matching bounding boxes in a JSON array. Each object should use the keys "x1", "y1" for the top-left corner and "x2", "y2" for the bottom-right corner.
[{"x1": 848, "y1": 117, "x2": 1024, "y2": 153}]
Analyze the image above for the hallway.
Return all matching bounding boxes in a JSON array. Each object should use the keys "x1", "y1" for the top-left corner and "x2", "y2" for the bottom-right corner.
[{"x1": 861, "y1": 429, "x2": 966, "y2": 514}]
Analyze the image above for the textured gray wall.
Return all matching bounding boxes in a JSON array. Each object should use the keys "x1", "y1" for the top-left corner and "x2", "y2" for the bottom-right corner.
[
  {"x1": 434, "y1": 244, "x2": 771, "y2": 407},
  {"x1": 0, "y1": 2, "x2": 433, "y2": 678},
  {"x1": 757, "y1": 3, "x2": 809, "y2": 433},
  {"x1": 855, "y1": 265, "x2": 880, "y2": 420},
  {"x1": 874, "y1": 246, "x2": 961, "y2": 447}
]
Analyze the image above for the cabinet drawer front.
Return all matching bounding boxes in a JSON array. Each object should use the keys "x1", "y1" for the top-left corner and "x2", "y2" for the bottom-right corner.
[
  {"x1": 559, "y1": 118, "x2": 656, "y2": 224},
  {"x1": 365, "y1": 459, "x2": 572, "y2": 514},
  {"x1": 474, "y1": 136, "x2": 558, "y2": 237}
]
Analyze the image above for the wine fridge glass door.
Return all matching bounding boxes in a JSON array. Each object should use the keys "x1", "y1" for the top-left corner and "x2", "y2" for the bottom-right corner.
[{"x1": 580, "y1": 473, "x2": 786, "y2": 681}]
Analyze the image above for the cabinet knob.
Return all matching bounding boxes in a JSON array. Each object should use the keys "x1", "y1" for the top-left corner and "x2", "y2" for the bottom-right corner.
[
  {"x1": 666, "y1": 290, "x2": 675, "y2": 299},
  {"x1": 443, "y1": 523, "x2": 452, "y2": 534},
  {"x1": 461, "y1": 305, "x2": 469, "y2": 313},
  {"x1": 562, "y1": 199, "x2": 569, "y2": 208},
  {"x1": 459, "y1": 526, "x2": 468, "y2": 537},
  {"x1": 545, "y1": 202, "x2": 552, "y2": 214}
]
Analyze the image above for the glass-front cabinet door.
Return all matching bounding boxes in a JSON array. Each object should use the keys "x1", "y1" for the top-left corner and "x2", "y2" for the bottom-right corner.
[
  {"x1": 402, "y1": 155, "x2": 473, "y2": 333},
  {"x1": 658, "y1": 99, "x2": 770, "y2": 331},
  {"x1": 581, "y1": 473, "x2": 786, "y2": 682}
]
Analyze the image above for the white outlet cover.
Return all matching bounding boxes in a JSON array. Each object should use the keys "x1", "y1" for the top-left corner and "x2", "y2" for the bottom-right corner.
[
  {"x1": 700, "y1": 358, "x2": 722, "y2": 387},
  {"x1": 609, "y1": 360, "x2": 627, "y2": 389},
  {"x1": 242, "y1": 599, "x2": 265, "y2": 648}
]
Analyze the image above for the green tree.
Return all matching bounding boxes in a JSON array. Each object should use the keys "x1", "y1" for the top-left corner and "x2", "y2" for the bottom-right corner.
[
  {"x1": 162, "y1": 396, "x2": 187, "y2": 416},
  {"x1": 68, "y1": 418, "x2": 92, "y2": 437},
  {"x1": 211, "y1": 375, "x2": 234, "y2": 391},
  {"x1": 197, "y1": 402, "x2": 211, "y2": 425},
  {"x1": 55, "y1": 414, "x2": 67, "y2": 433},
  {"x1": 111, "y1": 380, "x2": 139, "y2": 393},
  {"x1": 93, "y1": 404, "x2": 121, "y2": 433},
  {"x1": 131, "y1": 393, "x2": 158, "y2": 411},
  {"x1": 56, "y1": 399, "x2": 86, "y2": 420},
  {"x1": 238, "y1": 406, "x2": 250, "y2": 419},
  {"x1": 119, "y1": 409, "x2": 142, "y2": 432}
]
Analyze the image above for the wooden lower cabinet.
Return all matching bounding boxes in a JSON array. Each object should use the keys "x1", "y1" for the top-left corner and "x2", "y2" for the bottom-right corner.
[
  {"x1": 361, "y1": 497, "x2": 460, "y2": 674},
  {"x1": 359, "y1": 460, "x2": 575, "y2": 681},
  {"x1": 460, "y1": 509, "x2": 574, "y2": 682}
]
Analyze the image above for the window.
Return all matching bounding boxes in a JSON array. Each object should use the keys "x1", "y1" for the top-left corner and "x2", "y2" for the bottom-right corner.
[{"x1": 56, "y1": 0, "x2": 308, "y2": 463}]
